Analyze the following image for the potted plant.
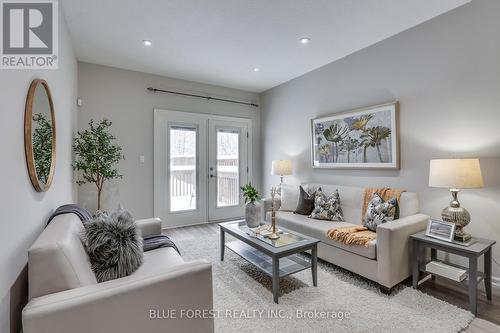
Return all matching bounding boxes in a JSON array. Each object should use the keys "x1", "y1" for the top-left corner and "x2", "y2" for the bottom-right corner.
[
  {"x1": 241, "y1": 183, "x2": 261, "y2": 228},
  {"x1": 73, "y1": 119, "x2": 125, "y2": 212}
]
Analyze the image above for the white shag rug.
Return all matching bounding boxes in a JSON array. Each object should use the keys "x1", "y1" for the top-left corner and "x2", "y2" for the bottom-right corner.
[{"x1": 177, "y1": 234, "x2": 473, "y2": 333}]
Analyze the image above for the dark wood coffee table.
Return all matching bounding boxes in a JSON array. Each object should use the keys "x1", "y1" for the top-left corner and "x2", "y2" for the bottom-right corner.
[{"x1": 219, "y1": 220, "x2": 320, "y2": 303}]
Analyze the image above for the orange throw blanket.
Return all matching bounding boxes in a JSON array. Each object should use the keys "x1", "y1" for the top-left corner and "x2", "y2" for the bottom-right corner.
[
  {"x1": 326, "y1": 187, "x2": 405, "y2": 247},
  {"x1": 326, "y1": 226, "x2": 376, "y2": 247},
  {"x1": 361, "y1": 187, "x2": 405, "y2": 219}
]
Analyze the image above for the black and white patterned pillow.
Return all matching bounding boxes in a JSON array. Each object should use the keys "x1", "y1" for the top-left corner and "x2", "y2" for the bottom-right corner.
[
  {"x1": 309, "y1": 188, "x2": 344, "y2": 221},
  {"x1": 363, "y1": 193, "x2": 399, "y2": 231}
]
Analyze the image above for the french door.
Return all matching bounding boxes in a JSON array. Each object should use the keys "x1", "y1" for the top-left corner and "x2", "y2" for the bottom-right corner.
[{"x1": 154, "y1": 109, "x2": 251, "y2": 228}]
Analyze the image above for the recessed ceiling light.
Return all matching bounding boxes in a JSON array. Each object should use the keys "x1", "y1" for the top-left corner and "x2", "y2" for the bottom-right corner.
[
  {"x1": 299, "y1": 37, "x2": 311, "y2": 44},
  {"x1": 142, "y1": 39, "x2": 152, "y2": 46},
  {"x1": 253, "y1": 67, "x2": 260, "y2": 72}
]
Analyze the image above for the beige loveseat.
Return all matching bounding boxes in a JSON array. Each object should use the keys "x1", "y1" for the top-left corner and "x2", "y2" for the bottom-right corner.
[
  {"x1": 263, "y1": 184, "x2": 429, "y2": 292},
  {"x1": 22, "y1": 214, "x2": 214, "y2": 333}
]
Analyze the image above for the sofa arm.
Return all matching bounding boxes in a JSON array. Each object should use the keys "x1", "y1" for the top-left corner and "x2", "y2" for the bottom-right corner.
[
  {"x1": 136, "y1": 217, "x2": 162, "y2": 237},
  {"x1": 376, "y1": 214, "x2": 429, "y2": 288},
  {"x1": 23, "y1": 260, "x2": 214, "y2": 333}
]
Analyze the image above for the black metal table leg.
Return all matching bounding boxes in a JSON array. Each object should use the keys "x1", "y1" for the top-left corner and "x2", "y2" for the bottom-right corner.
[
  {"x1": 430, "y1": 248, "x2": 437, "y2": 280},
  {"x1": 412, "y1": 239, "x2": 420, "y2": 289},
  {"x1": 468, "y1": 256, "x2": 478, "y2": 315},
  {"x1": 220, "y1": 227, "x2": 225, "y2": 261},
  {"x1": 312, "y1": 245, "x2": 318, "y2": 287},
  {"x1": 485, "y1": 248, "x2": 492, "y2": 301},
  {"x1": 272, "y1": 256, "x2": 279, "y2": 304}
]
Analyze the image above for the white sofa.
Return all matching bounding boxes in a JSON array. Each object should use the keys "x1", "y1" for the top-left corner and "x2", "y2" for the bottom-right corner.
[
  {"x1": 22, "y1": 214, "x2": 214, "y2": 333},
  {"x1": 263, "y1": 183, "x2": 429, "y2": 292}
]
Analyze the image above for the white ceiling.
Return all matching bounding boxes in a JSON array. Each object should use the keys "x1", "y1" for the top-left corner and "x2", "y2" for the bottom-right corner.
[{"x1": 62, "y1": 0, "x2": 470, "y2": 93}]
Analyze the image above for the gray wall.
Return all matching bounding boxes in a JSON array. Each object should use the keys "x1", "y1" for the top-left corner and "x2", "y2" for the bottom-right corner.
[
  {"x1": 261, "y1": 0, "x2": 500, "y2": 282},
  {"x1": 0, "y1": 9, "x2": 78, "y2": 333},
  {"x1": 77, "y1": 63, "x2": 261, "y2": 218}
]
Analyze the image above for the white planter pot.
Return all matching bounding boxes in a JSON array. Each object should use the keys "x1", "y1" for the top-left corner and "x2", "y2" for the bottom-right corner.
[{"x1": 245, "y1": 201, "x2": 261, "y2": 228}]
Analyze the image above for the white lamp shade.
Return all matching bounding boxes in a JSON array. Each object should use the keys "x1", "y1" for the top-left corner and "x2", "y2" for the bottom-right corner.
[
  {"x1": 271, "y1": 160, "x2": 292, "y2": 176},
  {"x1": 429, "y1": 158, "x2": 484, "y2": 189}
]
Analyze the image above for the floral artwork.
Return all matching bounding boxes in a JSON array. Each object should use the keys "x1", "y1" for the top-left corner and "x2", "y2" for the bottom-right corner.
[{"x1": 311, "y1": 102, "x2": 399, "y2": 169}]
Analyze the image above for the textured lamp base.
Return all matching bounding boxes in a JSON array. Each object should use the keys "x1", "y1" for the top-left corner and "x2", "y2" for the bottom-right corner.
[
  {"x1": 441, "y1": 202, "x2": 471, "y2": 243},
  {"x1": 454, "y1": 227, "x2": 472, "y2": 242}
]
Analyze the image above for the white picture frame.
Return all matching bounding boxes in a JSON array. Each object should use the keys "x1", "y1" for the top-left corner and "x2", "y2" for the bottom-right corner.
[{"x1": 426, "y1": 219, "x2": 456, "y2": 242}]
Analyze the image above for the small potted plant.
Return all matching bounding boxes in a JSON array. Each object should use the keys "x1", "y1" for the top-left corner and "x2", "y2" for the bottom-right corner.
[{"x1": 241, "y1": 183, "x2": 261, "y2": 228}]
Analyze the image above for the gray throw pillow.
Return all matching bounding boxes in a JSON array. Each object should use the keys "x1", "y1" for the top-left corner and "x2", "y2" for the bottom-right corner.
[
  {"x1": 363, "y1": 193, "x2": 400, "y2": 231},
  {"x1": 309, "y1": 188, "x2": 344, "y2": 221},
  {"x1": 294, "y1": 186, "x2": 316, "y2": 215},
  {"x1": 81, "y1": 209, "x2": 143, "y2": 282}
]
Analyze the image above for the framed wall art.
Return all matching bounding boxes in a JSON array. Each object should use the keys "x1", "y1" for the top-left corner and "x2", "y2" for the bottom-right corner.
[{"x1": 311, "y1": 102, "x2": 399, "y2": 169}]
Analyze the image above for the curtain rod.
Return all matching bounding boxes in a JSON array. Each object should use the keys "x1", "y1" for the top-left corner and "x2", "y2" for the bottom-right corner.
[{"x1": 146, "y1": 87, "x2": 259, "y2": 108}]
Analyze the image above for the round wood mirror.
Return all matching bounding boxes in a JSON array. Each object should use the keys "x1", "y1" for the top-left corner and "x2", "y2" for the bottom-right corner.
[{"x1": 24, "y1": 79, "x2": 56, "y2": 192}]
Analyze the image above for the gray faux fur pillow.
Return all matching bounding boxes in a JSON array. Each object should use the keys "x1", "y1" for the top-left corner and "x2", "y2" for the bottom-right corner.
[{"x1": 81, "y1": 209, "x2": 143, "y2": 282}]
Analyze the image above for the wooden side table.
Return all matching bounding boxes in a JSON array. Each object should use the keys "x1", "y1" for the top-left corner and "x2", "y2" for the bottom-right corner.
[{"x1": 410, "y1": 231, "x2": 496, "y2": 315}]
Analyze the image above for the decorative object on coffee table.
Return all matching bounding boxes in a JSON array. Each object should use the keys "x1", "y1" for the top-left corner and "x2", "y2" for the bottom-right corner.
[
  {"x1": 268, "y1": 186, "x2": 280, "y2": 240},
  {"x1": 241, "y1": 183, "x2": 261, "y2": 228},
  {"x1": 428, "y1": 159, "x2": 484, "y2": 242}
]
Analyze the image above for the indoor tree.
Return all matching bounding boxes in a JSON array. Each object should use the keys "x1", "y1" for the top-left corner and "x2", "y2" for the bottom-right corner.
[{"x1": 73, "y1": 119, "x2": 125, "y2": 211}]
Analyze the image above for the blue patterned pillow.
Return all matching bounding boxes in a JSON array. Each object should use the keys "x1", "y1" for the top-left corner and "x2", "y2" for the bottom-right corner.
[
  {"x1": 363, "y1": 193, "x2": 399, "y2": 231},
  {"x1": 309, "y1": 188, "x2": 344, "y2": 221}
]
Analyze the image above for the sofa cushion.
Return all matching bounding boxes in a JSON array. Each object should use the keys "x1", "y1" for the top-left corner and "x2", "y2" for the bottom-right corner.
[
  {"x1": 305, "y1": 184, "x2": 364, "y2": 224},
  {"x1": 304, "y1": 184, "x2": 420, "y2": 222},
  {"x1": 81, "y1": 210, "x2": 144, "y2": 282},
  {"x1": 363, "y1": 193, "x2": 399, "y2": 231},
  {"x1": 273, "y1": 211, "x2": 376, "y2": 260},
  {"x1": 131, "y1": 247, "x2": 184, "y2": 279},
  {"x1": 309, "y1": 188, "x2": 344, "y2": 221},
  {"x1": 399, "y1": 192, "x2": 419, "y2": 217},
  {"x1": 279, "y1": 183, "x2": 300, "y2": 211},
  {"x1": 294, "y1": 186, "x2": 316, "y2": 215},
  {"x1": 28, "y1": 214, "x2": 97, "y2": 299}
]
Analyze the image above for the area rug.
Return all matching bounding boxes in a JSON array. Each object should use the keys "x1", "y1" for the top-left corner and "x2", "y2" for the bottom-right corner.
[{"x1": 177, "y1": 234, "x2": 474, "y2": 333}]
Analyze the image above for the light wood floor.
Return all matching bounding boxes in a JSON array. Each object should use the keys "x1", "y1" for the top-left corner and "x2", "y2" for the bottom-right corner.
[{"x1": 164, "y1": 222, "x2": 500, "y2": 332}]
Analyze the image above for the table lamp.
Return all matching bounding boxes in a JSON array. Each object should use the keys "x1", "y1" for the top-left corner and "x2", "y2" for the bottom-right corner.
[
  {"x1": 428, "y1": 158, "x2": 483, "y2": 242},
  {"x1": 271, "y1": 160, "x2": 292, "y2": 188}
]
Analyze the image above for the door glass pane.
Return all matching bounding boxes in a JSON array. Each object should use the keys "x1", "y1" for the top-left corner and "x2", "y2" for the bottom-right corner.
[
  {"x1": 217, "y1": 129, "x2": 239, "y2": 207},
  {"x1": 170, "y1": 126, "x2": 196, "y2": 212}
]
